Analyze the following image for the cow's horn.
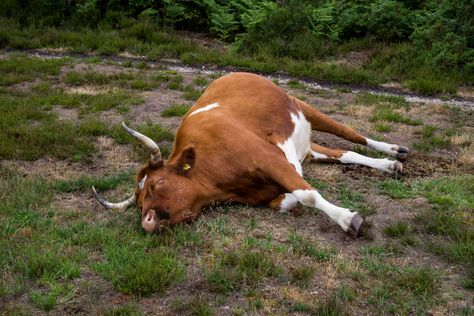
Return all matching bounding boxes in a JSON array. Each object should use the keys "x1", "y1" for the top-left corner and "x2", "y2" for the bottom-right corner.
[
  {"x1": 122, "y1": 122, "x2": 162, "y2": 163},
  {"x1": 92, "y1": 186, "x2": 136, "y2": 209}
]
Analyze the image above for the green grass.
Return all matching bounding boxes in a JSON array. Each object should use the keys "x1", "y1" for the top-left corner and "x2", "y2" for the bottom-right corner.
[
  {"x1": 94, "y1": 245, "x2": 184, "y2": 296},
  {"x1": 383, "y1": 221, "x2": 416, "y2": 246},
  {"x1": 193, "y1": 76, "x2": 209, "y2": 87},
  {"x1": 162, "y1": 103, "x2": 191, "y2": 117},
  {"x1": 338, "y1": 184, "x2": 376, "y2": 216},
  {"x1": 379, "y1": 179, "x2": 414, "y2": 199},
  {"x1": 51, "y1": 169, "x2": 134, "y2": 192},
  {"x1": 413, "y1": 125, "x2": 451, "y2": 152},
  {"x1": 373, "y1": 122, "x2": 392, "y2": 132},
  {"x1": 369, "y1": 107, "x2": 422, "y2": 126},
  {"x1": 0, "y1": 54, "x2": 66, "y2": 86},
  {"x1": 0, "y1": 18, "x2": 470, "y2": 95},
  {"x1": 183, "y1": 85, "x2": 202, "y2": 101},
  {"x1": 287, "y1": 232, "x2": 336, "y2": 261},
  {"x1": 206, "y1": 249, "x2": 281, "y2": 293},
  {"x1": 355, "y1": 92, "x2": 409, "y2": 108},
  {"x1": 291, "y1": 265, "x2": 315, "y2": 288},
  {"x1": 379, "y1": 175, "x2": 474, "y2": 283}
]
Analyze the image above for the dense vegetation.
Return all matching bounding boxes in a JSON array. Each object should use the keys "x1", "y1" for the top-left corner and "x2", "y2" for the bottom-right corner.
[{"x1": 1, "y1": 0, "x2": 473, "y2": 94}]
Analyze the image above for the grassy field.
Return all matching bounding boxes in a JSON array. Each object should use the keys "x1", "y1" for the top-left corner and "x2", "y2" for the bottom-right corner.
[
  {"x1": 1, "y1": 19, "x2": 473, "y2": 97},
  {"x1": 0, "y1": 52, "x2": 473, "y2": 315}
]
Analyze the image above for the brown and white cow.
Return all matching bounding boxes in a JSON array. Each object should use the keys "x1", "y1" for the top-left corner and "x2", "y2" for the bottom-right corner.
[{"x1": 93, "y1": 72, "x2": 408, "y2": 237}]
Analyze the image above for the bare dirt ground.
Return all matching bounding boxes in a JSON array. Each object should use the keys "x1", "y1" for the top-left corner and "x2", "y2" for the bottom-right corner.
[{"x1": 1, "y1": 53, "x2": 473, "y2": 315}]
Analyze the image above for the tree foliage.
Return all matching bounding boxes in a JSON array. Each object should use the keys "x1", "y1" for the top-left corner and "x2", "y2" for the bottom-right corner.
[{"x1": 1, "y1": 0, "x2": 472, "y2": 78}]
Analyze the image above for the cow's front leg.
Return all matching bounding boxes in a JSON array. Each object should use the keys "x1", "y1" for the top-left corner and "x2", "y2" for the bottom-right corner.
[
  {"x1": 291, "y1": 189, "x2": 362, "y2": 235},
  {"x1": 261, "y1": 151, "x2": 363, "y2": 236}
]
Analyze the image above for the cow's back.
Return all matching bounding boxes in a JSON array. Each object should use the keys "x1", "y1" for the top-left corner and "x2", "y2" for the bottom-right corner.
[{"x1": 189, "y1": 72, "x2": 298, "y2": 144}]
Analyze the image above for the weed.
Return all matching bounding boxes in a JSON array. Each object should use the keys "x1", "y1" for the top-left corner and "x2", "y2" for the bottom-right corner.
[
  {"x1": 0, "y1": 55, "x2": 66, "y2": 86},
  {"x1": 130, "y1": 79, "x2": 153, "y2": 90},
  {"x1": 355, "y1": 92, "x2": 409, "y2": 108},
  {"x1": 17, "y1": 246, "x2": 80, "y2": 283},
  {"x1": 95, "y1": 245, "x2": 184, "y2": 296},
  {"x1": 52, "y1": 169, "x2": 134, "y2": 192},
  {"x1": 370, "y1": 107, "x2": 422, "y2": 126},
  {"x1": 338, "y1": 185, "x2": 376, "y2": 216},
  {"x1": 193, "y1": 76, "x2": 209, "y2": 86},
  {"x1": 413, "y1": 125, "x2": 451, "y2": 152},
  {"x1": 384, "y1": 222, "x2": 409, "y2": 238},
  {"x1": 373, "y1": 122, "x2": 392, "y2": 132},
  {"x1": 405, "y1": 79, "x2": 456, "y2": 95},
  {"x1": 206, "y1": 249, "x2": 280, "y2": 293},
  {"x1": 379, "y1": 180, "x2": 413, "y2": 199},
  {"x1": 383, "y1": 221, "x2": 415, "y2": 246},
  {"x1": 167, "y1": 75, "x2": 183, "y2": 90},
  {"x1": 287, "y1": 232, "x2": 336, "y2": 261},
  {"x1": 287, "y1": 80, "x2": 306, "y2": 90},
  {"x1": 291, "y1": 265, "x2": 315, "y2": 288},
  {"x1": 162, "y1": 103, "x2": 191, "y2": 117},
  {"x1": 183, "y1": 85, "x2": 202, "y2": 101},
  {"x1": 397, "y1": 267, "x2": 439, "y2": 296}
]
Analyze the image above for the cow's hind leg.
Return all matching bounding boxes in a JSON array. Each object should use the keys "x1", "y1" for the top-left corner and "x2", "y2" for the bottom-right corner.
[
  {"x1": 311, "y1": 143, "x2": 403, "y2": 174},
  {"x1": 268, "y1": 193, "x2": 298, "y2": 213},
  {"x1": 297, "y1": 99, "x2": 409, "y2": 160}
]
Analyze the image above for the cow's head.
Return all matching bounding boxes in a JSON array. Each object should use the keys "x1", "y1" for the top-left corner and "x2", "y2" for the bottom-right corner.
[{"x1": 93, "y1": 123, "x2": 200, "y2": 233}]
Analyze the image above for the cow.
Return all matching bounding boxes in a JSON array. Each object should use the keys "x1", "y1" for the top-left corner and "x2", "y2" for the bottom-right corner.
[{"x1": 93, "y1": 72, "x2": 409, "y2": 237}]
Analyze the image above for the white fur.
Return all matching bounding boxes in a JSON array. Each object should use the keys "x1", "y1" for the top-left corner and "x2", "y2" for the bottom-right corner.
[
  {"x1": 366, "y1": 138, "x2": 398, "y2": 156},
  {"x1": 340, "y1": 151, "x2": 398, "y2": 173},
  {"x1": 279, "y1": 193, "x2": 298, "y2": 213},
  {"x1": 292, "y1": 189, "x2": 357, "y2": 231},
  {"x1": 277, "y1": 111, "x2": 311, "y2": 175},
  {"x1": 189, "y1": 102, "x2": 219, "y2": 117},
  {"x1": 311, "y1": 151, "x2": 328, "y2": 160}
]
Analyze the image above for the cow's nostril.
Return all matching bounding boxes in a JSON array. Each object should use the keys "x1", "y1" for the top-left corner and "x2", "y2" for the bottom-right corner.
[{"x1": 146, "y1": 213, "x2": 153, "y2": 222}]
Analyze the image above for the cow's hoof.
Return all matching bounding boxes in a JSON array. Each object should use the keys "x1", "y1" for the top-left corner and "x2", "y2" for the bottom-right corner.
[
  {"x1": 396, "y1": 146, "x2": 409, "y2": 161},
  {"x1": 347, "y1": 213, "x2": 364, "y2": 239},
  {"x1": 393, "y1": 161, "x2": 403, "y2": 177}
]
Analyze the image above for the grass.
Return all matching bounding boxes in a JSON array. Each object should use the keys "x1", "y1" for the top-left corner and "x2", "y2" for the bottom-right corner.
[
  {"x1": 287, "y1": 232, "x2": 336, "y2": 261},
  {"x1": 338, "y1": 184, "x2": 376, "y2": 216},
  {"x1": 206, "y1": 249, "x2": 281, "y2": 293},
  {"x1": 0, "y1": 54, "x2": 66, "y2": 86},
  {"x1": 379, "y1": 176, "x2": 474, "y2": 284},
  {"x1": 413, "y1": 125, "x2": 452, "y2": 152},
  {"x1": 355, "y1": 92, "x2": 409, "y2": 108},
  {"x1": 291, "y1": 265, "x2": 315, "y2": 288},
  {"x1": 369, "y1": 107, "x2": 422, "y2": 126},
  {"x1": 162, "y1": 103, "x2": 191, "y2": 117},
  {"x1": 0, "y1": 18, "x2": 470, "y2": 95},
  {"x1": 0, "y1": 45, "x2": 471, "y2": 313},
  {"x1": 383, "y1": 221, "x2": 416, "y2": 246},
  {"x1": 94, "y1": 245, "x2": 184, "y2": 296}
]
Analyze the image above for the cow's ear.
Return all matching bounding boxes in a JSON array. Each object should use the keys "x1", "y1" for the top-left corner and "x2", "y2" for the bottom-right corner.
[{"x1": 173, "y1": 145, "x2": 196, "y2": 175}]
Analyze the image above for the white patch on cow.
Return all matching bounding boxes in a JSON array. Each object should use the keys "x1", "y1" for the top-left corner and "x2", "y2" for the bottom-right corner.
[
  {"x1": 189, "y1": 102, "x2": 219, "y2": 117},
  {"x1": 279, "y1": 193, "x2": 298, "y2": 213},
  {"x1": 277, "y1": 111, "x2": 311, "y2": 175},
  {"x1": 366, "y1": 138, "x2": 398, "y2": 156},
  {"x1": 311, "y1": 151, "x2": 328, "y2": 160},
  {"x1": 139, "y1": 175, "x2": 147, "y2": 190},
  {"x1": 340, "y1": 151, "x2": 398, "y2": 173},
  {"x1": 292, "y1": 189, "x2": 357, "y2": 231}
]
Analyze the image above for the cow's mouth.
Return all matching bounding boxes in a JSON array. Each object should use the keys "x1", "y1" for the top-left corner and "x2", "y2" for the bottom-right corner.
[{"x1": 141, "y1": 209, "x2": 157, "y2": 232}]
